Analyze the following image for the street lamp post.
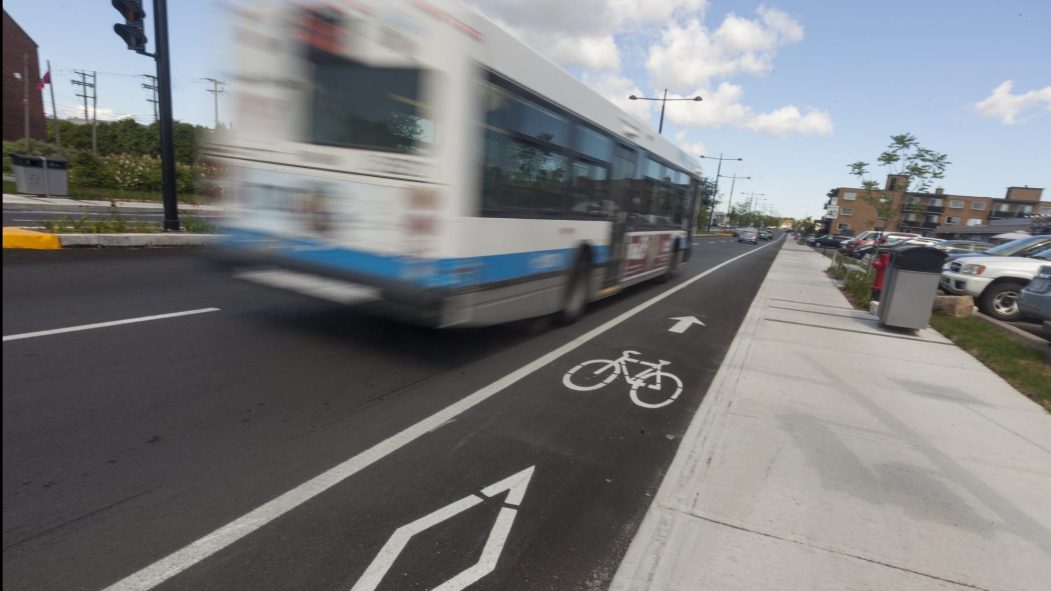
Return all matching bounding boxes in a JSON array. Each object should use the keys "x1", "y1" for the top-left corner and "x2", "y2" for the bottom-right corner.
[
  {"x1": 629, "y1": 90, "x2": 702, "y2": 134},
  {"x1": 699, "y1": 154, "x2": 742, "y2": 231},
  {"x1": 741, "y1": 191, "x2": 765, "y2": 227},
  {"x1": 720, "y1": 174, "x2": 750, "y2": 227}
]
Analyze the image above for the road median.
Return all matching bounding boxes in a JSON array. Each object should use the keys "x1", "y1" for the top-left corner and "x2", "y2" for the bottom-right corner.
[{"x1": 3, "y1": 228, "x2": 220, "y2": 249}]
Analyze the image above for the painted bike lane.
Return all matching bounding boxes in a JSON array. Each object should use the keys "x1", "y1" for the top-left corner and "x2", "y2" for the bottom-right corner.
[{"x1": 112, "y1": 240, "x2": 784, "y2": 591}]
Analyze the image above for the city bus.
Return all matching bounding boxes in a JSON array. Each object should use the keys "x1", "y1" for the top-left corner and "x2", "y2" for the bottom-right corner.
[{"x1": 209, "y1": 0, "x2": 704, "y2": 327}]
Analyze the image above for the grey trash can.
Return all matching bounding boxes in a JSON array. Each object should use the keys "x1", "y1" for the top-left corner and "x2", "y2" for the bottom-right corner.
[
  {"x1": 9, "y1": 154, "x2": 68, "y2": 196},
  {"x1": 878, "y1": 244, "x2": 948, "y2": 330}
]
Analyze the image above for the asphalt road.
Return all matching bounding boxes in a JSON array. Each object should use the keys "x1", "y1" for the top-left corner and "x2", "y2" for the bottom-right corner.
[{"x1": 3, "y1": 234, "x2": 782, "y2": 591}]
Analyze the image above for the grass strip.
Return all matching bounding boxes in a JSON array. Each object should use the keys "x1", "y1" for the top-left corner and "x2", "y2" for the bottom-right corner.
[{"x1": 929, "y1": 314, "x2": 1051, "y2": 412}]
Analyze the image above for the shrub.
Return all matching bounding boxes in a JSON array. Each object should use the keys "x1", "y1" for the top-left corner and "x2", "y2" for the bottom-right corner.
[{"x1": 69, "y1": 152, "x2": 113, "y2": 189}]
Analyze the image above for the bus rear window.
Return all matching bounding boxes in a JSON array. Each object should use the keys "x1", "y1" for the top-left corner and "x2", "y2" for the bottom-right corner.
[{"x1": 310, "y1": 56, "x2": 434, "y2": 154}]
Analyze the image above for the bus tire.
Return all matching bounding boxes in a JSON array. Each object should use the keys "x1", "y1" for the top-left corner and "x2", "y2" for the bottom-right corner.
[
  {"x1": 556, "y1": 251, "x2": 591, "y2": 325},
  {"x1": 656, "y1": 244, "x2": 679, "y2": 283}
]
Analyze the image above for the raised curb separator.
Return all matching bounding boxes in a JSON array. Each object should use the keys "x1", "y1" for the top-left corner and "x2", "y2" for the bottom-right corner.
[
  {"x1": 58, "y1": 233, "x2": 221, "y2": 248},
  {"x1": 2, "y1": 227, "x2": 61, "y2": 250}
]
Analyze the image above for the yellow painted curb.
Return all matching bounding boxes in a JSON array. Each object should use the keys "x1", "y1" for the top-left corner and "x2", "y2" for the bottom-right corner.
[{"x1": 3, "y1": 227, "x2": 62, "y2": 250}]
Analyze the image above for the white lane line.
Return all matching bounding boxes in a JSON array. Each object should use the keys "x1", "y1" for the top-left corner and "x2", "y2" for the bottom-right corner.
[
  {"x1": 101, "y1": 240, "x2": 782, "y2": 591},
  {"x1": 2, "y1": 308, "x2": 221, "y2": 342}
]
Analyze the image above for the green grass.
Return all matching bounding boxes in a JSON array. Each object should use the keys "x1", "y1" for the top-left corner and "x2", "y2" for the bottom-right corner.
[
  {"x1": 3, "y1": 179, "x2": 16, "y2": 194},
  {"x1": 65, "y1": 184, "x2": 201, "y2": 204},
  {"x1": 40, "y1": 214, "x2": 216, "y2": 234},
  {"x1": 929, "y1": 314, "x2": 1051, "y2": 411}
]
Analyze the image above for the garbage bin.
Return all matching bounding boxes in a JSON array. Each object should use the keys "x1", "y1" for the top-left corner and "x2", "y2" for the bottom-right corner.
[
  {"x1": 9, "y1": 154, "x2": 68, "y2": 196},
  {"x1": 877, "y1": 244, "x2": 947, "y2": 330}
]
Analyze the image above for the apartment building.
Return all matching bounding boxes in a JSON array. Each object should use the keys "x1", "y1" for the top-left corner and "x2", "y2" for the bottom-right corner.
[{"x1": 821, "y1": 174, "x2": 1048, "y2": 237}]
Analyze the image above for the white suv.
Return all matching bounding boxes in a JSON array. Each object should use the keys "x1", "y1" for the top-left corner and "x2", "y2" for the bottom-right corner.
[{"x1": 940, "y1": 246, "x2": 1051, "y2": 321}]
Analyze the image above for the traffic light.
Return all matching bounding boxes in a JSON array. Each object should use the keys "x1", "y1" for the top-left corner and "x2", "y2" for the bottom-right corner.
[{"x1": 112, "y1": 0, "x2": 148, "y2": 54}]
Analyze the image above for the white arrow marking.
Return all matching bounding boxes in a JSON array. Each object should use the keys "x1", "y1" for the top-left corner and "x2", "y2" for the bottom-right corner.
[
  {"x1": 350, "y1": 466, "x2": 536, "y2": 591},
  {"x1": 667, "y1": 316, "x2": 706, "y2": 334}
]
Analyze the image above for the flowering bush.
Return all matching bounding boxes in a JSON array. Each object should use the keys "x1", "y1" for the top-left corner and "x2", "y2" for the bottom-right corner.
[{"x1": 109, "y1": 154, "x2": 158, "y2": 191}]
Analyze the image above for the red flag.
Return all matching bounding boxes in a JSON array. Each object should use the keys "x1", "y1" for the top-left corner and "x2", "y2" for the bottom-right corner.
[{"x1": 36, "y1": 69, "x2": 50, "y2": 90}]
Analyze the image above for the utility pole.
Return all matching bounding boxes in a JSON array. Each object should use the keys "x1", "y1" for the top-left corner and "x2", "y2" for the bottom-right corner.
[
  {"x1": 23, "y1": 54, "x2": 30, "y2": 151},
  {"x1": 142, "y1": 74, "x2": 158, "y2": 121},
  {"x1": 699, "y1": 154, "x2": 743, "y2": 231},
  {"x1": 91, "y1": 71, "x2": 98, "y2": 153},
  {"x1": 72, "y1": 69, "x2": 98, "y2": 154},
  {"x1": 204, "y1": 77, "x2": 225, "y2": 129},
  {"x1": 47, "y1": 60, "x2": 62, "y2": 153},
  {"x1": 720, "y1": 174, "x2": 751, "y2": 227},
  {"x1": 741, "y1": 191, "x2": 765, "y2": 227}
]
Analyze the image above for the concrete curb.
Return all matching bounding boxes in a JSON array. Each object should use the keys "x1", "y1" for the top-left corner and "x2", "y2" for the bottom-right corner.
[
  {"x1": 58, "y1": 233, "x2": 221, "y2": 247},
  {"x1": 2, "y1": 202, "x2": 222, "y2": 215},
  {"x1": 2, "y1": 227, "x2": 61, "y2": 250},
  {"x1": 3, "y1": 193, "x2": 224, "y2": 215},
  {"x1": 2, "y1": 228, "x2": 221, "y2": 249},
  {"x1": 973, "y1": 312, "x2": 1051, "y2": 361}
]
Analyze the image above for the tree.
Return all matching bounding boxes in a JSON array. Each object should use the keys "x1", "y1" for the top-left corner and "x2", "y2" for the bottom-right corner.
[{"x1": 847, "y1": 133, "x2": 951, "y2": 232}]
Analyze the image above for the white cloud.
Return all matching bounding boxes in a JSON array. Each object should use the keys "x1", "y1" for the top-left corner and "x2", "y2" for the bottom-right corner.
[
  {"x1": 58, "y1": 104, "x2": 141, "y2": 122},
  {"x1": 674, "y1": 130, "x2": 707, "y2": 161},
  {"x1": 647, "y1": 6, "x2": 804, "y2": 88},
  {"x1": 745, "y1": 105, "x2": 833, "y2": 137},
  {"x1": 975, "y1": 81, "x2": 1051, "y2": 125},
  {"x1": 663, "y1": 83, "x2": 832, "y2": 137},
  {"x1": 610, "y1": 0, "x2": 708, "y2": 25},
  {"x1": 468, "y1": 0, "x2": 707, "y2": 71},
  {"x1": 548, "y1": 35, "x2": 621, "y2": 71},
  {"x1": 468, "y1": 1, "x2": 829, "y2": 138},
  {"x1": 582, "y1": 73, "x2": 654, "y2": 121}
]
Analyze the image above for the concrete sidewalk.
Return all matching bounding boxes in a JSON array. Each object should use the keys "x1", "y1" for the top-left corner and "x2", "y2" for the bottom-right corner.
[
  {"x1": 2, "y1": 193, "x2": 224, "y2": 215},
  {"x1": 612, "y1": 239, "x2": 1051, "y2": 591}
]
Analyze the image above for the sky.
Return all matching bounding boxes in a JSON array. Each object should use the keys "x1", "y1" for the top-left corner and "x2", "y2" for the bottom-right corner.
[{"x1": 5, "y1": 0, "x2": 1050, "y2": 219}]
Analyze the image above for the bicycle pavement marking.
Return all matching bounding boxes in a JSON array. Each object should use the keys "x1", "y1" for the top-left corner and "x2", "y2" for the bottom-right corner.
[{"x1": 101, "y1": 236, "x2": 784, "y2": 591}]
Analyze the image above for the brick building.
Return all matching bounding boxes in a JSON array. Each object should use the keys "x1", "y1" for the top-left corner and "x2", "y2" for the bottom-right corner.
[
  {"x1": 3, "y1": 9, "x2": 47, "y2": 142},
  {"x1": 821, "y1": 174, "x2": 1049, "y2": 238}
]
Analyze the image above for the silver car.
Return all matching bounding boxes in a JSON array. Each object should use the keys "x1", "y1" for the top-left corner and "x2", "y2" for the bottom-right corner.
[
  {"x1": 1018, "y1": 264, "x2": 1051, "y2": 323},
  {"x1": 738, "y1": 228, "x2": 758, "y2": 244}
]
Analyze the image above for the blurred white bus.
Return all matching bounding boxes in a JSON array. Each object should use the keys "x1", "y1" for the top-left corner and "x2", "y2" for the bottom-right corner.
[{"x1": 210, "y1": 0, "x2": 703, "y2": 327}]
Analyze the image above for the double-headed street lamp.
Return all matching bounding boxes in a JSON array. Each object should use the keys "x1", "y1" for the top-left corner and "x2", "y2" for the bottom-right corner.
[
  {"x1": 699, "y1": 154, "x2": 742, "y2": 231},
  {"x1": 629, "y1": 89, "x2": 702, "y2": 134}
]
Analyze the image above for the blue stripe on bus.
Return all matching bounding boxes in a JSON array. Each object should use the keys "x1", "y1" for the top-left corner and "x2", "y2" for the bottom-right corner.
[{"x1": 223, "y1": 229, "x2": 609, "y2": 289}]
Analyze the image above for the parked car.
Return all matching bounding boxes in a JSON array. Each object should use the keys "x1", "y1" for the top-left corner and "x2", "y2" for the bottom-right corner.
[
  {"x1": 804, "y1": 234, "x2": 817, "y2": 245},
  {"x1": 738, "y1": 228, "x2": 759, "y2": 244},
  {"x1": 758, "y1": 229, "x2": 772, "y2": 241},
  {"x1": 842, "y1": 232, "x2": 920, "y2": 258},
  {"x1": 903, "y1": 237, "x2": 944, "y2": 247},
  {"x1": 945, "y1": 235, "x2": 1051, "y2": 262},
  {"x1": 813, "y1": 234, "x2": 851, "y2": 248},
  {"x1": 1018, "y1": 265, "x2": 1051, "y2": 324},
  {"x1": 939, "y1": 247, "x2": 1051, "y2": 321},
  {"x1": 932, "y1": 240, "x2": 993, "y2": 255}
]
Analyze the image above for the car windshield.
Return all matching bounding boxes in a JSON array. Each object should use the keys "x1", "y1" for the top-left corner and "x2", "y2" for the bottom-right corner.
[
  {"x1": 1028, "y1": 247, "x2": 1051, "y2": 261},
  {"x1": 983, "y1": 236, "x2": 1051, "y2": 256}
]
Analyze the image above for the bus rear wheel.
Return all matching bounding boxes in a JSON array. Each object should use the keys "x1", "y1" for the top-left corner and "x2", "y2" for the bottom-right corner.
[
  {"x1": 656, "y1": 245, "x2": 679, "y2": 283},
  {"x1": 556, "y1": 254, "x2": 591, "y2": 325}
]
